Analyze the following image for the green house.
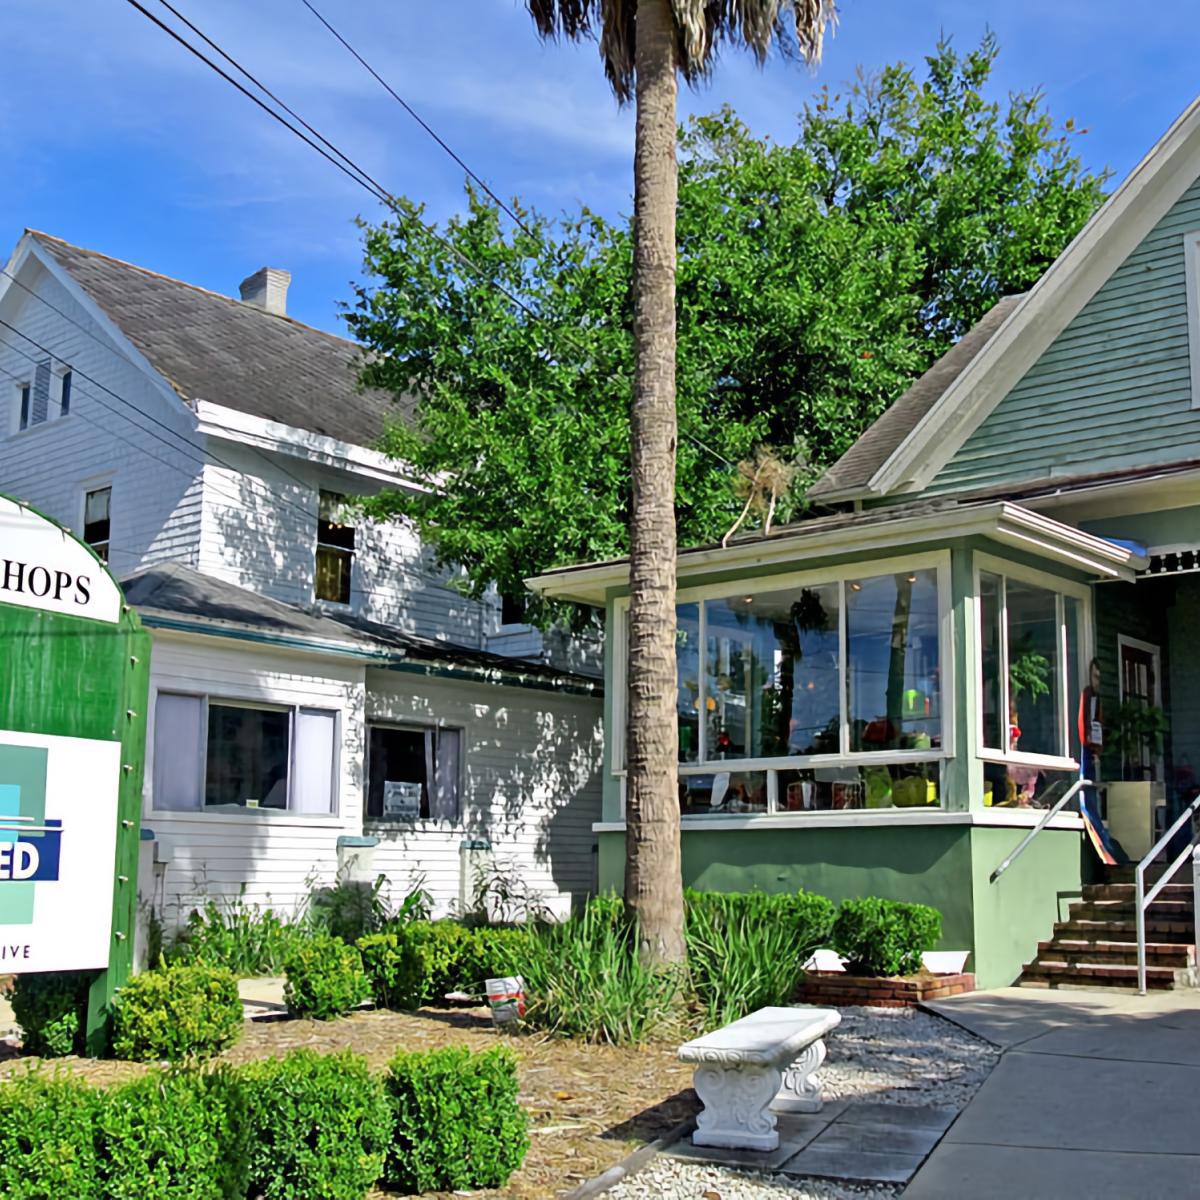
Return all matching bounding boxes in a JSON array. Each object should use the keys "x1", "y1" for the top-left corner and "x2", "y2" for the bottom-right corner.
[{"x1": 530, "y1": 95, "x2": 1200, "y2": 989}]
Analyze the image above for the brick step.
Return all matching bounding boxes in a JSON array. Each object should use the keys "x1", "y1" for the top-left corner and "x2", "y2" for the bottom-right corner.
[
  {"x1": 1018, "y1": 961, "x2": 1190, "y2": 990},
  {"x1": 1069, "y1": 900, "x2": 1194, "y2": 923},
  {"x1": 1083, "y1": 883, "x2": 1195, "y2": 903},
  {"x1": 1055, "y1": 919, "x2": 1196, "y2": 943},
  {"x1": 1034, "y1": 940, "x2": 1196, "y2": 968}
]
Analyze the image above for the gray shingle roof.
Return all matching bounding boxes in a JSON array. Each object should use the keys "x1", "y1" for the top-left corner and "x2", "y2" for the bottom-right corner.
[
  {"x1": 121, "y1": 562, "x2": 599, "y2": 694},
  {"x1": 808, "y1": 295, "x2": 1025, "y2": 500},
  {"x1": 32, "y1": 231, "x2": 411, "y2": 446}
]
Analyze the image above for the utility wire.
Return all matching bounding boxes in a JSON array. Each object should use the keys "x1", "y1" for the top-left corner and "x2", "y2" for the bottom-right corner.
[
  {"x1": 297, "y1": 0, "x2": 537, "y2": 239},
  {"x1": 123, "y1": 0, "x2": 732, "y2": 469}
]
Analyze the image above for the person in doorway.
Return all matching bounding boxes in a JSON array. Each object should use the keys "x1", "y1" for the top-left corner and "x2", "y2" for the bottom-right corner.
[{"x1": 1078, "y1": 657, "x2": 1123, "y2": 862}]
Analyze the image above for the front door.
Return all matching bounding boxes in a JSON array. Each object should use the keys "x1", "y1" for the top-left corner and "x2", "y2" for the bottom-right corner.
[{"x1": 1119, "y1": 637, "x2": 1161, "y2": 781}]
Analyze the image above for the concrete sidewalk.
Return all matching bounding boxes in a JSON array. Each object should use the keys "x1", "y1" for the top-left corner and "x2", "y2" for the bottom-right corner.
[{"x1": 904, "y1": 987, "x2": 1200, "y2": 1199}]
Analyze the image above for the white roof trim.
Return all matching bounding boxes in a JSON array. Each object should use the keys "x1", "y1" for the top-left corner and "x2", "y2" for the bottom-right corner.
[
  {"x1": 193, "y1": 399, "x2": 424, "y2": 491},
  {"x1": 527, "y1": 501, "x2": 1145, "y2": 605},
  {"x1": 864, "y1": 94, "x2": 1200, "y2": 499}
]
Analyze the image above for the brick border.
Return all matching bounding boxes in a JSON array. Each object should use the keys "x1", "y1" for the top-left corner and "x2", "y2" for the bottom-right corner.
[{"x1": 795, "y1": 971, "x2": 975, "y2": 1008}]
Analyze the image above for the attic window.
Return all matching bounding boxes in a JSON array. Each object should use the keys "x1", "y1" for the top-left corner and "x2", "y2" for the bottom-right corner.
[
  {"x1": 315, "y1": 490, "x2": 355, "y2": 605},
  {"x1": 84, "y1": 486, "x2": 111, "y2": 563},
  {"x1": 14, "y1": 362, "x2": 72, "y2": 431}
]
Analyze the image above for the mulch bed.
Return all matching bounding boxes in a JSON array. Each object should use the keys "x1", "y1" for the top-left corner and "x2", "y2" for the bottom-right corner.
[
  {"x1": 0, "y1": 1006, "x2": 699, "y2": 1200},
  {"x1": 796, "y1": 970, "x2": 975, "y2": 1008}
]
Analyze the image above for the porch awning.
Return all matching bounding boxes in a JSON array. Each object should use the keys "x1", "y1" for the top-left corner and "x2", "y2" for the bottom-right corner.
[{"x1": 527, "y1": 500, "x2": 1148, "y2": 606}]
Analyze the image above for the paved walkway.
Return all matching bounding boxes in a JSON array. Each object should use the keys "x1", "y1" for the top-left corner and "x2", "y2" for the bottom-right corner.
[{"x1": 905, "y1": 986, "x2": 1200, "y2": 1199}]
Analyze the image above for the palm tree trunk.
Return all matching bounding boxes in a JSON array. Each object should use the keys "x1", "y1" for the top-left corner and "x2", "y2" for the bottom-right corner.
[{"x1": 624, "y1": 0, "x2": 685, "y2": 965}]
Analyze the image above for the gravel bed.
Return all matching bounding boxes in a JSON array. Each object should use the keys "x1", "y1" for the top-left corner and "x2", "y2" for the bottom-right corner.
[{"x1": 606, "y1": 1005, "x2": 998, "y2": 1200}]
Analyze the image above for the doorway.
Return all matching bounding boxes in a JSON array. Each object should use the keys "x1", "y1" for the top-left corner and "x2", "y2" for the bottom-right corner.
[{"x1": 1118, "y1": 635, "x2": 1162, "y2": 781}]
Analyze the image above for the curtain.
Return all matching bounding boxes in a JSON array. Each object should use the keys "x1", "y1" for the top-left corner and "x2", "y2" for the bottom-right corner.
[
  {"x1": 292, "y1": 708, "x2": 337, "y2": 814},
  {"x1": 153, "y1": 693, "x2": 203, "y2": 811},
  {"x1": 432, "y1": 728, "x2": 460, "y2": 822}
]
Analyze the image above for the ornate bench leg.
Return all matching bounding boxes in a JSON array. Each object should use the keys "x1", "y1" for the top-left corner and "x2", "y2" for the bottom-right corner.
[
  {"x1": 772, "y1": 1038, "x2": 827, "y2": 1113},
  {"x1": 692, "y1": 1062, "x2": 783, "y2": 1150}
]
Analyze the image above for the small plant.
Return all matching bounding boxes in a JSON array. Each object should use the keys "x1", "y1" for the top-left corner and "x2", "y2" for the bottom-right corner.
[
  {"x1": 166, "y1": 893, "x2": 307, "y2": 976},
  {"x1": 110, "y1": 963, "x2": 242, "y2": 1063},
  {"x1": 0, "y1": 1070, "x2": 103, "y2": 1198},
  {"x1": 831, "y1": 897, "x2": 942, "y2": 977},
  {"x1": 307, "y1": 873, "x2": 392, "y2": 943},
  {"x1": 11, "y1": 971, "x2": 94, "y2": 1058},
  {"x1": 1009, "y1": 641, "x2": 1051, "y2": 703},
  {"x1": 238, "y1": 1050, "x2": 391, "y2": 1200},
  {"x1": 383, "y1": 1045, "x2": 529, "y2": 1193},
  {"x1": 462, "y1": 857, "x2": 551, "y2": 925},
  {"x1": 520, "y1": 901, "x2": 682, "y2": 1044},
  {"x1": 684, "y1": 889, "x2": 836, "y2": 1029},
  {"x1": 1110, "y1": 701, "x2": 1169, "y2": 776},
  {"x1": 358, "y1": 930, "x2": 426, "y2": 1010},
  {"x1": 96, "y1": 1067, "x2": 249, "y2": 1200},
  {"x1": 284, "y1": 932, "x2": 371, "y2": 1019}
]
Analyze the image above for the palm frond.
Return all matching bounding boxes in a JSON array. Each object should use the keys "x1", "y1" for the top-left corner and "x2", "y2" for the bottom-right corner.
[{"x1": 527, "y1": 0, "x2": 835, "y2": 101}]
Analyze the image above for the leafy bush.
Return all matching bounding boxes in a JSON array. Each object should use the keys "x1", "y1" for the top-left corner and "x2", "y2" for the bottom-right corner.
[
  {"x1": 685, "y1": 889, "x2": 836, "y2": 1029},
  {"x1": 520, "y1": 902, "x2": 682, "y2": 1044},
  {"x1": 238, "y1": 1050, "x2": 391, "y2": 1200},
  {"x1": 96, "y1": 1068, "x2": 249, "y2": 1200},
  {"x1": 358, "y1": 930, "x2": 425, "y2": 1010},
  {"x1": 166, "y1": 896, "x2": 307, "y2": 977},
  {"x1": 0, "y1": 1071, "x2": 102, "y2": 1197},
  {"x1": 284, "y1": 933, "x2": 370, "y2": 1019},
  {"x1": 110, "y1": 964, "x2": 242, "y2": 1063},
  {"x1": 405, "y1": 920, "x2": 534, "y2": 1002},
  {"x1": 384, "y1": 1045, "x2": 528, "y2": 1193},
  {"x1": 831, "y1": 897, "x2": 942, "y2": 976},
  {"x1": 11, "y1": 970, "x2": 94, "y2": 1058},
  {"x1": 307, "y1": 874, "x2": 392, "y2": 944}
]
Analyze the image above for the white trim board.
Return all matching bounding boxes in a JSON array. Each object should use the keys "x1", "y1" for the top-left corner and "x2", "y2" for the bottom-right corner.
[{"x1": 592, "y1": 809, "x2": 1085, "y2": 834}]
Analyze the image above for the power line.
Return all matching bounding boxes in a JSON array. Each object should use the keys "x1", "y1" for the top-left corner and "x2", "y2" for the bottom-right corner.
[
  {"x1": 123, "y1": 0, "x2": 732, "y2": 470},
  {"x1": 297, "y1": 0, "x2": 537, "y2": 239}
]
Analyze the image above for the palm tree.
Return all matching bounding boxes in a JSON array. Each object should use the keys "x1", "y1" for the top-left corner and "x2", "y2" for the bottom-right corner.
[{"x1": 527, "y1": 1, "x2": 835, "y2": 964}]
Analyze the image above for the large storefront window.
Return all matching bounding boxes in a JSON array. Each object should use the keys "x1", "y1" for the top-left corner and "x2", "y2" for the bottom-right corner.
[{"x1": 977, "y1": 564, "x2": 1087, "y2": 808}]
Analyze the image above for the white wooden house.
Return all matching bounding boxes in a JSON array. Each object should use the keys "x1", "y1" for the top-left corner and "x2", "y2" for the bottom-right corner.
[{"x1": 0, "y1": 231, "x2": 603, "y2": 933}]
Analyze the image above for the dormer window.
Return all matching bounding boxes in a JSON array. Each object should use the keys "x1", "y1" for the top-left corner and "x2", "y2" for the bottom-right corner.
[{"x1": 315, "y1": 490, "x2": 355, "y2": 605}]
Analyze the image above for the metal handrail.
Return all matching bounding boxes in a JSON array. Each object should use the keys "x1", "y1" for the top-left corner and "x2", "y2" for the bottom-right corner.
[
  {"x1": 990, "y1": 779, "x2": 1090, "y2": 884},
  {"x1": 1136, "y1": 793, "x2": 1200, "y2": 994}
]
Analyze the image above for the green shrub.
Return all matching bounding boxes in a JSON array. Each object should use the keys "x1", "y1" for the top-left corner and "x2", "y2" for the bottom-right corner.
[
  {"x1": 405, "y1": 920, "x2": 536, "y2": 1003},
  {"x1": 831, "y1": 897, "x2": 943, "y2": 976},
  {"x1": 307, "y1": 874, "x2": 392, "y2": 944},
  {"x1": 283, "y1": 933, "x2": 370, "y2": 1019},
  {"x1": 384, "y1": 1045, "x2": 528, "y2": 1193},
  {"x1": 357, "y1": 930, "x2": 425, "y2": 1010},
  {"x1": 166, "y1": 896, "x2": 307, "y2": 977},
  {"x1": 684, "y1": 889, "x2": 836, "y2": 1029},
  {"x1": 110, "y1": 964, "x2": 242, "y2": 1063},
  {"x1": 10, "y1": 971, "x2": 94, "y2": 1058},
  {"x1": 238, "y1": 1050, "x2": 390, "y2": 1200},
  {"x1": 520, "y1": 902, "x2": 682, "y2": 1044},
  {"x1": 96, "y1": 1068, "x2": 249, "y2": 1200},
  {"x1": 0, "y1": 1071, "x2": 102, "y2": 1197}
]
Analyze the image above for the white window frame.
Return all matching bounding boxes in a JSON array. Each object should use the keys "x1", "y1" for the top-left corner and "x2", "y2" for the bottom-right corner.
[
  {"x1": 610, "y1": 549, "x2": 954, "y2": 789},
  {"x1": 13, "y1": 379, "x2": 31, "y2": 434},
  {"x1": 363, "y1": 719, "x2": 465, "y2": 826},
  {"x1": 973, "y1": 551, "x2": 1093, "y2": 773},
  {"x1": 80, "y1": 480, "x2": 113, "y2": 563},
  {"x1": 314, "y1": 489, "x2": 356, "y2": 608},
  {"x1": 53, "y1": 364, "x2": 73, "y2": 420},
  {"x1": 148, "y1": 688, "x2": 341, "y2": 818}
]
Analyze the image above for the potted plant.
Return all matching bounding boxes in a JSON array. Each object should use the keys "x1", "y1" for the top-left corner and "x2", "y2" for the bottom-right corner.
[{"x1": 1106, "y1": 701, "x2": 1169, "y2": 859}]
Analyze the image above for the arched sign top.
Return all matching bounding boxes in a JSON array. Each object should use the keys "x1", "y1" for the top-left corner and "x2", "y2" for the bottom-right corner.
[{"x1": 0, "y1": 494, "x2": 122, "y2": 625}]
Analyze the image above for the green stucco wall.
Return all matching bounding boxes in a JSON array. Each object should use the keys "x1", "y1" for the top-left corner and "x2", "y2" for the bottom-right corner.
[{"x1": 599, "y1": 820, "x2": 1086, "y2": 989}]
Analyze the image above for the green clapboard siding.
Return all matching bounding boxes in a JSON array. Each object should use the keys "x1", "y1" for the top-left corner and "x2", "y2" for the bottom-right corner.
[{"x1": 928, "y1": 174, "x2": 1200, "y2": 495}]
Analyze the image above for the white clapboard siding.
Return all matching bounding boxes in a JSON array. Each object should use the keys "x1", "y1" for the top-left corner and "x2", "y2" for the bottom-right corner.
[
  {"x1": 0, "y1": 258, "x2": 204, "y2": 570},
  {"x1": 364, "y1": 670, "x2": 604, "y2": 919},
  {"x1": 143, "y1": 634, "x2": 367, "y2": 927}
]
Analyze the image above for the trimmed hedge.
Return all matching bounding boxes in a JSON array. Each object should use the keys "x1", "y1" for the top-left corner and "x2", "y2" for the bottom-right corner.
[
  {"x1": 283, "y1": 933, "x2": 371, "y2": 1019},
  {"x1": 384, "y1": 1045, "x2": 528, "y2": 1193},
  {"x1": 110, "y1": 964, "x2": 242, "y2": 1063},
  {"x1": 405, "y1": 920, "x2": 532, "y2": 1003},
  {"x1": 10, "y1": 971, "x2": 94, "y2": 1058},
  {"x1": 97, "y1": 1068, "x2": 248, "y2": 1200},
  {"x1": 832, "y1": 897, "x2": 943, "y2": 976},
  {"x1": 357, "y1": 930, "x2": 424, "y2": 1010},
  {"x1": 238, "y1": 1050, "x2": 391, "y2": 1200},
  {"x1": 0, "y1": 1071, "x2": 102, "y2": 1198}
]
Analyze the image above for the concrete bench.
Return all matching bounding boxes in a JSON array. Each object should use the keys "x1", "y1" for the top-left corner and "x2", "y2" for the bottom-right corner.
[{"x1": 678, "y1": 1005, "x2": 841, "y2": 1150}]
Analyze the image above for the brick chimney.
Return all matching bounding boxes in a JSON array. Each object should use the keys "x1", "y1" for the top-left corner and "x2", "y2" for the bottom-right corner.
[{"x1": 238, "y1": 267, "x2": 291, "y2": 316}]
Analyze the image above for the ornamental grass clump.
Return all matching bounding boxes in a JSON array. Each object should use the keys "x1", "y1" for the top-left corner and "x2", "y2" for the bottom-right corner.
[
  {"x1": 110, "y1": 963, "x2": 242, "y2": 1063},
  {"x1": 383, "y1": 1045, "x2": 528, "y2": 1194},
  {"x1": 10, "y1": 970, "x2": 94, "y2": 1058},
  {"x1": 519, "y1": 900, "x2": 682, "y2": 1045},
  {"x1": 832, "y1": 897, "x2": 943, "y2": 977},
  {"x1": 684, "y1": 889, "x2": 836, "y2": 1030},
  {"x1": 165, "y1": 895, "x2": 307, "y2": 977},
  {"x1": 283, "y1": 932, "x2": 371, "y2": 1019},
  {"x1": 238, "y1": 1049, "x2": 391, "y2": 1200}
]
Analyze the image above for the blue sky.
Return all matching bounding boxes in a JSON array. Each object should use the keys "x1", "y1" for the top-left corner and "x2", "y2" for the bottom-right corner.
[{"x1": 1, "y1": 1, "x2": 1194, "y2": 334}]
